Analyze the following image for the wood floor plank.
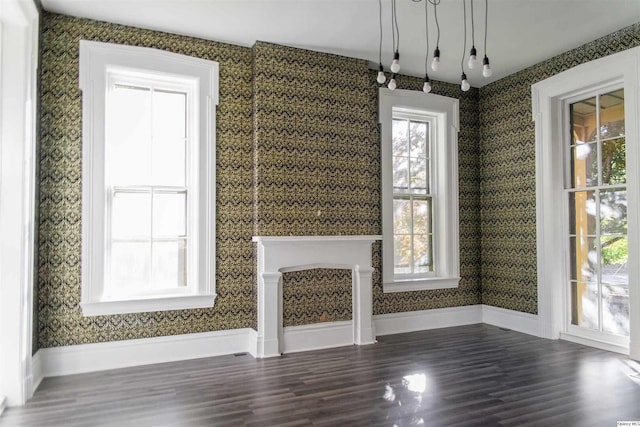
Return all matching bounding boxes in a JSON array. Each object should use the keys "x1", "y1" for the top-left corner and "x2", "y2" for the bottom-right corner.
[{"x1": 2, "y1": 324, "x2": 639, "y2": 426}]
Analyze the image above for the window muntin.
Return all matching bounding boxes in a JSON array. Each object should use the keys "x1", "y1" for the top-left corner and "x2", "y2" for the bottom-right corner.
[
  {"x1": 392, "y1": 114, "x2": 433, "y2": 277},
  {"x1": 567, "y1": 87, "x2": 629, "y2": 337}
]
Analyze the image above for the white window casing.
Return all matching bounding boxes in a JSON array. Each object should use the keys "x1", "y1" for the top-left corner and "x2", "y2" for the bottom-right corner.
[
  {"x1": 379, "y1": 88, "x2": 460, "y2": 292},
  {"x1": 532, "y1": 45, "x2": 640, "y2": 360},
  {"x1": 79, "y1": 40, "x2": 218, "y2": 316}
]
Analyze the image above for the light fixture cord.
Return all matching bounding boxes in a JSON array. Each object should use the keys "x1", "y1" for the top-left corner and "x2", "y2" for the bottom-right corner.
[
  {"x1": 432, "y1": 0, "x2": 440, "y2": 48},
  {"x1": 424, "y1": 0, "x2": 429, "y2": 74},
  {"x1": 393, "y1": 0, "x2": 400, "y2": 52},
  {"x1": 378, "y1": 0, "x2": 383, "y2": 64},
  {"x1": 484, "y1": 0, "x2": 488, "y2": 56},
  {"x1": 461, "y1": 0, "x2": 467, "y2": 72},
  {"x1": 470, "y1": 0, "x2": 475, "y2": 48},
  {"x1": 390, "y1": 0, "x2": 396, "y2": 54}
]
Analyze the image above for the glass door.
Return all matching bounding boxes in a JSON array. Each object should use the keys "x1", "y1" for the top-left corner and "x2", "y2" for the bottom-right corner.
[{"x1": 566, "y1": 87, "x2": 629, "y2": 345}]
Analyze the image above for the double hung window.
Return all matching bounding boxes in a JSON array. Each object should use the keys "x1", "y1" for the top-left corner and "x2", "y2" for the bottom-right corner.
[
  {"x1": 379, "y1": 89, "x2": 460, "y2": 292},
  {"x1": 79, "y1": 41, "x2": 218, "y2": 315}
]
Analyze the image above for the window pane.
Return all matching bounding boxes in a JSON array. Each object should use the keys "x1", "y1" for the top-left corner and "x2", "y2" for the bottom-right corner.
[
  {"x1": 602, "y1": 283, "x2": 629, "y2": 336},
  {"x1": 413, "y1": 234, "x2": 432, "y2": 273},
  {"x1": 601, "y1": 138, "x2": 625, "y2": 185},
  {"x1": 570, "y1": 142, "x2": 597, "y2": 188},
  {"x1": 600, "y1": 190, "x2": 626, "y2": 235},
  {"x1": 413, "y1": 199, "x2": 431, "y2": 234},
  {"x1": 569, "y1": 236, "x2": 597, "y2": 282},
  {"x1": 601, "y1": 236, "x2": 627, "y2": 284},
  {"x1": 570, "y1": 97, "x2": 596, "y2": 144},
  {"x1": 393, "y1": 156, "x2": 409, "y2": 190},
  {"x1": 153, "y1": 192, "x2": 186, "y2": 237},
  {"x1": 152, "y1": 240, "x2": 187, "y2": 289},
  {"x1": 152, "y1": 137, "x2": 186, "y2": 186},
  {"x1": 110, "y1": 242, "x2": 150, "y2": 291},
  {"x1": 409, "y1": 121, "x2": 428, "y2": 158},
  {"x1": 393, "y1": 199, "x2": 411, "y2": 235},
  {"x1": 393, "y1": 234, "x2": 411, "y2": 274},
  {"x1": 599, "y1": 89, "x2": 624, "y2": 141},
  {"x1": 568, "y1": 191, "x2": 596, "y2": 236},
  {"x1": 112, "y1": 191, "x2": 151, "y2": 238},
  {"x1": 152, "y1": 90, "x2": 186, "y2": 139},
  {"x1": 409, "y1": 157, "x2": 428, "y2": 192},
  {"x1": 106, "y1": 85, "x2": 151, "y2": 185},
  {"x1": 392, "y1": 119, "x2": 408, "y2": 157},
  {"x1": 570, "y1": 281, "x2": 599, "y2": 330}
]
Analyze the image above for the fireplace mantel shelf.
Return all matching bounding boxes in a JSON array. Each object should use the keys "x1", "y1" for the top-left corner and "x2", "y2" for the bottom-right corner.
[{"x1": 253, "y1": 234, "x2": 381, "y2": 358}]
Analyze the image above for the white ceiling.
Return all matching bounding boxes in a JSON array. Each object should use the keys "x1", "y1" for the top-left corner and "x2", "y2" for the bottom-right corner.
[{"x1": 40, "y1": 0, "x2": 640, "y2": 88}]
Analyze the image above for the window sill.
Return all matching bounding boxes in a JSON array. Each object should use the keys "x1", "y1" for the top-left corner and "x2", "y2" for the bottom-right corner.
[
  {"x1": 80, "y1": 294, "x2": 217, "y2": 316},
  {"x1": 383, "y1": 277, "x2": 460, "y2": 293}
]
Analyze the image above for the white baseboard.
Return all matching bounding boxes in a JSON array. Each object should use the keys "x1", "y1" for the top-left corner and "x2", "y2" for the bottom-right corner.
[
  {"x1": 283, "y1": 321, "x2": 354, "y2": 353},
  {"x1": 0, "y1": 396, "x2": 6, "y2": 416},
  {"x1": 29, "y1": 305, "x2": 549, "y2": 396},
  {"x1": 374, "y1": 305, "x2": 483, "y2": 336},
  {"x1": 481, "y1": 305, "x2": 542, "y2": 337},
  {"x1": 31, "y1": 350, "x2": 43, "y2": 395},
  {"x1": 34, "y1": 328, "x2": 256, "y2": 378},
  {"x1": 560, "y1": 332, "x2": 628, "y2": 355}
]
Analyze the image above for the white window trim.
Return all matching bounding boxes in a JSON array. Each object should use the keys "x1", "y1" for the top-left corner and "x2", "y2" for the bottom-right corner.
[
  {"x1": 79, "y1": 40, "x2": 218, "y2": 316},
  {"x1": 379, "y1": 88, "x2": 460, "y2": 293},
  {"x1": 532, "y1": 45, "x2": 640, "y2": 360}
]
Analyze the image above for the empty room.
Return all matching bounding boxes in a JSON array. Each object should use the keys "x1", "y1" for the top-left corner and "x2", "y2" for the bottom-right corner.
[{"x1": 1, "y1": 0, "x2": 640, "y2": 425}]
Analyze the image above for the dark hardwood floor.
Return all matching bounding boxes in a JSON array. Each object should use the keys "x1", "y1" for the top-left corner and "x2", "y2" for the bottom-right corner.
[{"x1": 2, "y1": 324, "x2": 640, "y2": 426}]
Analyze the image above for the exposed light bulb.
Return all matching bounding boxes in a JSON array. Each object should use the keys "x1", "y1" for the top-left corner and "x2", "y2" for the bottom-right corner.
[
  {"x1": 468, "y1": 46, "x2": 477, "y2": 69},
  {"x1": 388, "y1": 74, "x2": 397, "y2": 91},
  {"x1": 422, "y1": 75, "x2": 431, "y2": 93},
  {"x1": 461, "y1": 73, "x2": 470, "y2": 92},
  {"x1": 482, "y1": 55, "x2": 493, "y2": 77},
  {"x1": 376, "y1": 64, "x2": 386, "y2": 84},
  {"x1": 390, "y1": 51, "x2": 400, "y2": 73},
  {"x1": 431, "y1": 47, "x2": 440, "y2": 71}
]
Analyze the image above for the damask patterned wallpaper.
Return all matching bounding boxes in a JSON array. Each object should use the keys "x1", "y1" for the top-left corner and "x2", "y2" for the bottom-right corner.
[
  {"x1": 38, "y1": 13, "x2": 255, "y2": 348},
  {"x1": 479, "y1": 23, "x2": 640, "y2": 314},
  {"x1": 255, "y1": 42, "x2": 482, "y2": 325},
  {"x1": 37, "y1": 10, "x2": 638, "y2": 349}
]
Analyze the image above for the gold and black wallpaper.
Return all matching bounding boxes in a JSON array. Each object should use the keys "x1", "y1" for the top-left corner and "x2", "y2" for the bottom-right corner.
[
  {"x1": 38, "y1": 13, "x2": 255, "y2": 348},
  {"x1": 254, "y1": 42, "x2": 482, "y2": 324},
  {"x1": 37, "y1": 8, "x2": 639, "y2": 350},
  {"x1": 479, "y1": 22, "x2": 640, "y2": 314}
]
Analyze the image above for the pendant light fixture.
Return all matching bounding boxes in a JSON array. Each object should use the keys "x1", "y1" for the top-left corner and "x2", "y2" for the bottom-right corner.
[
  {"x1": 430, "y1": 0, "x2": 441, "y2": 71},
  {"x1": 460, "y1": 0, "x2": 470, "y2": 91},
  {"x1": 375, "y1": 0, "x2": 492, "y2": 92},
  {"x1": 390, "y1": 0, "x2": 401, "y2": 74},
  {"x1": 467, "y1": 0, "x2": 477, "y2": 69},
  {"x1": 482, "y1": 0, "x2": 492, "y2": 77},
  {"x1": 376, "y1": 0, "x2": 386, "y2": 84},
  {"x1": 388, "y1": 73, "x2": 398, "y2": 90},
  {"x1": 422, "y1": 0, "x2": 432, "y2": 93}
]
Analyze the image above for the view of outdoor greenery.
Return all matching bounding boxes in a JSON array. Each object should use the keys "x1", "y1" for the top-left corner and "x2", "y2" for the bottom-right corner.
[{"x1": 569, "y1": 89, "x2": 628, "y2": 336}]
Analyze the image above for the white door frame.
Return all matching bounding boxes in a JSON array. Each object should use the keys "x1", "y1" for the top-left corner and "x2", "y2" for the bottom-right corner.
[
  {"x1": 0, "y1": 0, "x2": 39, "y2": 408},
  {"x1": 532, "y1": 46, "x2": 640, "y2": 360}
]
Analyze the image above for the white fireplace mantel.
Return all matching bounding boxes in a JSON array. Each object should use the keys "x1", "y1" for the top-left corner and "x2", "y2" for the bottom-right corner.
[{"x1": 252, "y1": 235, "x2": 382, "y2": 358}]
